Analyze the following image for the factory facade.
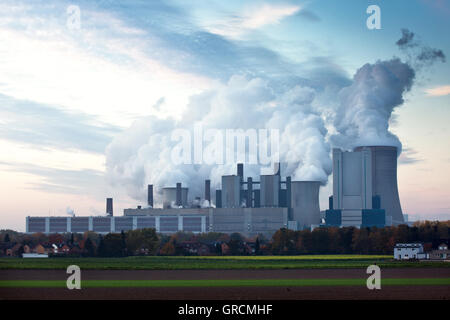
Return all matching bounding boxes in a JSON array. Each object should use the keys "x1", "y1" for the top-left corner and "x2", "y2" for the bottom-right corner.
[{"x1": 27, "y1": 145, "x2": 405, "y2": 236}]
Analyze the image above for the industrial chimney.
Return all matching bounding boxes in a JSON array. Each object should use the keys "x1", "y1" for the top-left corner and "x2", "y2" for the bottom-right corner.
[
  {"x1": 205, "y1": 179, "x2": 211, "y2": 204},
  {"x1": 246, "y1": 177, "x2": 253, "y2": 208},
  {"x1": 148, "y1": 184, "x2": 153, "y2": 207},
  {"x1": 176, "y1": 182, "x2": 182, "y2": 207},
  {"x1": 106, "y1": 198, "x2": 113, "y2": 216},
  {"x1": 237, "y1": 163, "x2": 244, "y2": 182}
]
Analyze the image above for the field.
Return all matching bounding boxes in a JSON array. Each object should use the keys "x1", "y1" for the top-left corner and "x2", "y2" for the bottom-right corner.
[
  {"x1": 1, "y1": 255, "x2": 449, "y2": 300},
  {"x1": 1, "y1": 255, "x2": 448, "y2": 270},
  {"x1": 2, "y1": 278, "x2": 450, "y2": 288}
]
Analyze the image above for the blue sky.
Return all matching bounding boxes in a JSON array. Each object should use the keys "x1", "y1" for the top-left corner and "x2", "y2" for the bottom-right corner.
[{"x1": 0, "y1": 0, "x2": 449, "y2": 231}]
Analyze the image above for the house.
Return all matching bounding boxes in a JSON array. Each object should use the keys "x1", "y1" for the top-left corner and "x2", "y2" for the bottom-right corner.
[
  {"x1": 394, "y1": 243, "x2": 427, "y2": 260},
  {"x1": 6, "y1": 243, "x2": 22, "y2": 257},
  {"x1": 33, "y1": 244, "x2": 51, "y2": 254},
  {"x1": 429, "y1": 243, "x2": 450, "y2": 260},
  {"x1": 179, "y1": 241, "x2": 212, "y2": 256},
  {"x1": 60, "y1": 244, "x2": 71, "y2": 254}
]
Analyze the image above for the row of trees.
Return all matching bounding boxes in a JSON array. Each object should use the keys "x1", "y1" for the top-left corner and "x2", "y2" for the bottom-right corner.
[
  {"x1": 1, "y1": 220, "x2": 448, "y2": 257},
  {"x1": 271, "y1": 221, "x2": 449, "y2": 254}
]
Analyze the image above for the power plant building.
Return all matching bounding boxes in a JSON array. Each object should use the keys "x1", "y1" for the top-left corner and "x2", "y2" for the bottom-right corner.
[
  {"x1": 325, "y1": 146, "x2": 403, "y2": 228},
  {"x1": 26, "y1": 145, "x2": 404, "y2": 235},
  {"x1": 26, "y1": 163, "x2": 319, "y2": 237}
]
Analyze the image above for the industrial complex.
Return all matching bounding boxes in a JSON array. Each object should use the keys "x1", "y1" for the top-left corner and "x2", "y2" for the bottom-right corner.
[{"x1": 26, "y1": 145, "x2": 404, "y2": 236}]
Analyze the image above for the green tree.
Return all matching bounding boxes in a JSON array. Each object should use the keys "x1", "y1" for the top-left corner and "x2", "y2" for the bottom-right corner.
[
  {"x1": 227, "y1": 233, "x2": 246, "y2": 255},
  {"x1": 271, "y1": 228, "x2": 297, "y2": 255},
  {"x1": 97, "y1": 233, "x2": 126, "y2": 257},
  {"x1": 311, "y1": 228, "x2": 330, "y2": 253},
  {"x1": 255, "y1": 237, "x2": 260, "y2": 255},
  {"x1": 126, "y1": 228, "x2": 159, "y2": 255},
  {"x1": 83, "y1": 238, "x2": 96, "y2": 257},
  {"x1": 160, "y1": 240, "x2": 176, "y2": 255}
]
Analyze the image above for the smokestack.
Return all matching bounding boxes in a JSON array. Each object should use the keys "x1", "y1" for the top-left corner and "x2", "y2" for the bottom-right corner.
[
  {"x1": 246, "y1": 177, "x2": 253, "y2": 208},
  {"x1": 286, "y1": 176, "x2": 291, "y2": 219},
  {"x1": 176, "y1": 182, "x2": 182, "y2": 207},
  {"x1": 237, "y1": 163, "x2": 244, "y2": 182},
  {"x1": 205, "y1": 180, "x2": 211, "y2": 203},
  {"x1": 147, "y1": 184, "x2": 153, "y2": 207},
  {"x1": 216, "y1": 190, "x2": 222, "y2": 208},
  {"x1": 106, "y1": 198, "x2": 113, "y2": 216}
]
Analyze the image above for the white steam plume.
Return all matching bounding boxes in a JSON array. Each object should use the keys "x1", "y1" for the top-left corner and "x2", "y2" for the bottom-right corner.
[
  {"x1": 105, "y1": 30, "x2": 444, "y2": 207},
  {"x1": 105, "y1": 75, "x2": 331, "y2": 205},
  {"x1": 330, "y1": 58, "x2": 415, "y2": 153}
]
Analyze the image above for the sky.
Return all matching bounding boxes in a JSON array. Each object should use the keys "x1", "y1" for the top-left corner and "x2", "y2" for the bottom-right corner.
[{"x1": 0, "y1": 0, "x2": 449, "y2": 231}]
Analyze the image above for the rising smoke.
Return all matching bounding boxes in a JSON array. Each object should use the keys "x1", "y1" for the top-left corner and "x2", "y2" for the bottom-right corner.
[
  {"x1": 396, "y1": 28, "x2": 446, "y2": 69},
  {"x1": 106, "y1": 75, "x2": 332, "y2": 204},
  {"x1": 329, "y1": 29, "x2": 446, "y2": 152},
  {"x1": 105, "y1": 29, "x2": 445, "y2": 205},
  {"x1": 330, "y1": 58, "x2": 415, "y2": 153}
]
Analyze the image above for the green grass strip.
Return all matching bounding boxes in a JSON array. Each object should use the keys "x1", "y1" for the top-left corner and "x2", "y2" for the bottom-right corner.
[{"x1": 1, "y1": 278, "x2": 449, "y2": 288}]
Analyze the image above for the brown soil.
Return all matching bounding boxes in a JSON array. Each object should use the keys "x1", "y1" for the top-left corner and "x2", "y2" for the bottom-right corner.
[
  {"x1": 1, "y1": 286, "x2": 449, "y2": 300},
  {"x1": 1, "y1": 268, "x2": 449, "y2": 281},
  {"x1": 1, "y1": 268, "x2": 449, "y2": 300}
]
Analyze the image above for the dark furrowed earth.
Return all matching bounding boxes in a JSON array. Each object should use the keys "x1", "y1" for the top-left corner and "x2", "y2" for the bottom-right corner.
[
  {"x1": 1, "y1": 286, "x2": 449, "y2": 300},
  {"x1": 2, "y1": 267, "x2": 450, "y2": 280},
  {"x1": 1, "y1": 268, "x2": 449, "y2": 300}
]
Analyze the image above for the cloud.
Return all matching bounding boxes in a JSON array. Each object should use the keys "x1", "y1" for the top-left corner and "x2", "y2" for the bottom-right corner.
[
  {"x1": 202, "y1": 3, "x2": 300, "y2": 38},
  {"x1": 396, "y1": 28, "x2": 446, "y2": 69},
  {"x1": 396, "y1": 29, "x2": 417, "y2": 48},
  {"x1": 398, "y1": 148, "x2": 423, "y2": 165},
  {"x1": 0, "y1": 1, "x2": 213, "y2": 125},
  {"x1": 425, "y1": 85, "x2": 450, "y2": 96},
  {"x1": 0, "y1": 161, "x2": 105, "y2": 195},
  {"x1": 0, "y1": 94, "x2": 120, "y2": 153},
  {"x1": 296, "y1": 9, "x2": 321, "y2": 22}
]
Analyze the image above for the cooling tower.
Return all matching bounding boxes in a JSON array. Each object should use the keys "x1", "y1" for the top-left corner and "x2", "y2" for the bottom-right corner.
[
  {"x1": 290, "y1": 181, "x2": 321, "y2": 228},
  {"x1": 354, "y1": 146, "x2": 404, "y2": 224},
  {"x1": 162, "y1": 186, "x2": 188, "y2": 209}
]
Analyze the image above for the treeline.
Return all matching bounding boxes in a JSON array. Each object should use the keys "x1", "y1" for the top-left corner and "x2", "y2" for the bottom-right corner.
[
  {"x1": 271, "y1": 221, "x2": 449, "y2": 255},
  {"x1": 0, "y1": 220, "x2": 448, "y2": 257}
]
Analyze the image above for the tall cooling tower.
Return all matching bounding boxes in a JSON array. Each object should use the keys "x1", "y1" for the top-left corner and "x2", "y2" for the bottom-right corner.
[
  {"x1": 290, "y1": 181, "x2": 321, "y2": 228},
  {"x1": 354, "y1": 146, "x2": 404, "y2": 224}
]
